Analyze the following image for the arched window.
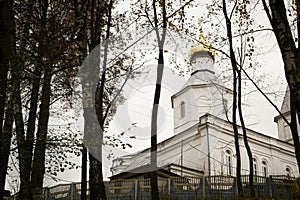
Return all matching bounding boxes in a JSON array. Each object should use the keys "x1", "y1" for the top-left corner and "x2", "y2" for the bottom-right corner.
[
  {"x1": 222, "y1": 99, "x2": 228, "y2": 113},
  {"x1": 286, "y1": 167, "x2": 292, "y2": 177},
  {"x1": 253, "y1": 158, "x2": 258, "y2": 177},
  {"x1": 262, "y1": 161, "x2": 268, "y2": 177},
  {"x1": 225, "y1": 150, "x2": 232, "y2": 176},
  {"x1": 180, "y1": 101, "x2": 185, "y2": 119}
]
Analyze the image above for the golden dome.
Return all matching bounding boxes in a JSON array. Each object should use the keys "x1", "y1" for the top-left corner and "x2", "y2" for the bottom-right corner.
[{"x1": 189, "y1": 20, "x2": 215, "y2": 61}]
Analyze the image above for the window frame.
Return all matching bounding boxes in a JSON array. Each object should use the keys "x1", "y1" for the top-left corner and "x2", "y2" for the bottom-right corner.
[
  {"x1": 285, "y1": 166, "x2": 292, "y2": 177},
  {"x1": 262, "y1": 160, "x2": 268, "y2": 177},
  {"x1": 180, "y1": 101, "x2": 185, "y2": 119},
  {"x1": 225, "y1": 150, "x2": 232, "y2": 176}
]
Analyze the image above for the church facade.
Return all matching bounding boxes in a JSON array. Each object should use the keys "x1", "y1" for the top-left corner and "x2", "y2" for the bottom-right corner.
[{"x1": 109, "y1": 29, "x2": 299, "y2": 180}]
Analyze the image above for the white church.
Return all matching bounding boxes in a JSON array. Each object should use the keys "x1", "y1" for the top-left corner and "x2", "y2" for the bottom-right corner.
[{"x1": 109, "y1": 29, "x2": 299, "y2": 180}]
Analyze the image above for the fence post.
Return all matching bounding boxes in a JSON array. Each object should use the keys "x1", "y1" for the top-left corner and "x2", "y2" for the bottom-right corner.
[
  {"x1": 70, "y1": 183, "x2": 74, "y2": 200},
  {"x1": 203, "y1": 176, "x2": 206, "y2": 199},
  {"x1": 134, "y1": 179, "x2": 138, "y2": 200},
  {"x1": 269, "y1": 176, "x2": 273, "y2": 198},
  {"x1": 235, "y1": 177, "x2": 238, "y2": 196},
  {"x1": 168, "y1": 178, "x2": 171, "y2": 197},
  {"x1": 44, "y1": 187, "x2": 49, "y2": 200}
]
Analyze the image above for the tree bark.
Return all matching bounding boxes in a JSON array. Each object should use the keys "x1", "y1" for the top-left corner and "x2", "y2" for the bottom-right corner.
[
  {"x1": 150, "y1": 48, "x2": 164, "y2": 200},
  {"x1": 232, "y1": 68, "x2": 243, "y2": 198},
  {"x1": 262, "y1": 0, "x2": 300, "y2": 173},
  {"x1": 0, "y1": 0, "x2": 12, "y2": 133},
  {"x1": 16, "y1": 0, "x2": 49, "y2": 198},
  {"x1": 30, "y1": 69, "x2": 52, "y2": 200},
  {"x1": 238, "y1": 69, "x2": 254, "y2": 197},
  {"x1": 19, "y1": 65, "x2": 41, "y2": 200},
  {"x1": 74, "y1": 0, "x2": 89, "y2": 198},
  {"x1": 222, "y1": 0, "x2": 243, "y2": 197},
  {"x1": 0, "y1": 0, "x2": 13, "y2": 197},
  {"x1": 150, "y1": 0, "x2": 167, "y2": 199},
  {"x1": 89, "y1": 0, "x2": 112, "y2": 199},
  {"x1": 15, "y1": 83, "x2": 32, "y2": 200},
  {"x1": 0, "y1": 93, "x2": 14, "y2": 200},
  {"x1": 89, "y1": 153, "x2": 106, "y2": 200}
]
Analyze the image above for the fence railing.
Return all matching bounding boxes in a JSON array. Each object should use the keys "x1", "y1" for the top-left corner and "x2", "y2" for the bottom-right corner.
[{"x1": 10, "y1": 175, "x2": 300, "y2": 200}]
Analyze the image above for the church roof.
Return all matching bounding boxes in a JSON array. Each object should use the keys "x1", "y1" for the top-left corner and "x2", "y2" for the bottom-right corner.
[
  {"x1": 188, "y1": 20, "x2": 215, "y2": 61},
  {"x1": 182, "y1": 69, "x2": 217, "y2": 88},
  {"x1": 281, "y1": 86, "x2": 290, "y2": 114},
  {"x1": 110, "y1": 123, "x2": 200, "y2": 177},
  {"x1": 117, "y1": 137, "x2": 192, "y2": 174}
]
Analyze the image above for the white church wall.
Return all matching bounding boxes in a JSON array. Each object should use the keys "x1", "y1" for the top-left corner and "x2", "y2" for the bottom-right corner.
[
  {"x1": 172, "y1": 87, "x2": 199, "y2": 134},
  {"x1": 276, "y1": 114, "x2": 289, "y2": 141},
  {"x1": 208, "y1": 125, "x2": 238, "y2": 177},
  {"x1": 198, "y1": 114, "x2": 299, "y2": 177},
  {"x1": 275, "y1": 113, "x2": 300, "y2": 143},
  {"x1": 181, "y1": 133, "x2": 205, "y2": 173},
  {"x1": 111, "y1": 113, "x2": 299, "y2": 179},
  {"x1": 172, "y1": 84, "x2": 233, "y2": 135}
]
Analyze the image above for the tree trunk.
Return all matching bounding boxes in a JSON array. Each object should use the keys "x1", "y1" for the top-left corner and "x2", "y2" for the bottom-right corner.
[
  {"x1": 74, "y1": 0, "x2": 89, "y2": 198},
  {"x1": 30, "y1": 69, "x2": 52, "y2": 200},
  {"x1": 150, "y1": 48, "x2": 165, "y2": 200},
  {"x1": 262, "y1": 0, "x2": 300, "y2": 173},
  {"x1": 25, "y1": 65, "x2": 41, "y2": 168},
  {"x1": 232, "y1": 70, "x2": 243, "y2": 198},
  {"x1": 290, "y1": 91, "x2": 300, "y2": 172},
  {"x1": 238, "y1": 69, "x2": 254, "y2": 197},
  {"x1": 88, "y1": 0, "x2": 114, "y2": 199},
  {"x1": 19, "y1": 65, "x2": 42, "y2": 200},
  {"x1": 0, "y1": 0, "x2": 13, "y2": 197},
  {"x1": 15, "y1": 83, "x2": 32, "y2": 200},
  {"x1": 81, "y1": 146, "x2": 87, "y2": 200},
  {"x1": 0, "y1": 93, "x2": 14, "y2": 200},
  {"x1": 222, "y1": 0, "x2": 243, "y2": 196},
  {"x1": 149, "y1": 0, "x2": 167, "y2": 199},
  {"x1": 0, "y1": 0, "x2": 12, "y2": 132},
  {"x1": 89, "y1": 153, "x2": 106, "y2": 200}
]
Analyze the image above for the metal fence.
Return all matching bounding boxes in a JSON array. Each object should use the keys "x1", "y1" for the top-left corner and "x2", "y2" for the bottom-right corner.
[{"x1": 10, "y1": 175, "x2": 300, "y2": 199}]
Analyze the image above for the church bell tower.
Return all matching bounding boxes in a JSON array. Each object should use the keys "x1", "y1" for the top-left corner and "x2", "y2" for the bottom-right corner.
[{"x1": 171, "y1": 20, "x2": 232, "y2": 134}]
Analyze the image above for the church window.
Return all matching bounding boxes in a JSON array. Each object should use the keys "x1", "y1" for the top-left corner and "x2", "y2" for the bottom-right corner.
[
  {"x1": 262, "y1": 161, "x2": 268, "y2": 177},
  {"x1": 180, "y1": 101, "x2": 185, "y2": 119},
  {"x1": 253, "y1": 158, "x2": 257, "y2": 177},
  {"x1": 223, "y1": 99, "x2": 228, "y2": 112},
  {"x1": 284, "y1": 124, "x2": 291, "y2": 140},
  {"x1": 286, "y1": 167, "x2": 292, "y2": 177},
  {"x1": 225, "y1": 150, "x2": 232, "y2": 176}
]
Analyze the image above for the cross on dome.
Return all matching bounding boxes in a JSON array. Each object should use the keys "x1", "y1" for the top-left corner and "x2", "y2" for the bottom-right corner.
[{"x1": 188, "y1": 19, "x2": 216, "y2": 61}]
